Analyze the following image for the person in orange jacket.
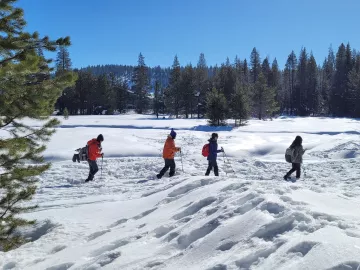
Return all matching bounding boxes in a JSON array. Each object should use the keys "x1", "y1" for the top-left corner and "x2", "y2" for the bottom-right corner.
[
  {"x1": 85, "y1": 134, "x2": 104, "y2": 182},
  {"x1": 157, "y1": 129, "x2": 181, "y2": 179}
]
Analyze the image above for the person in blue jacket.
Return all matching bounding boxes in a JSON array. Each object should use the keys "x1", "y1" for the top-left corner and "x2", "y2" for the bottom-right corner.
[{"x1": 205, "y1": 133, "x2": 224, "y2": 176}]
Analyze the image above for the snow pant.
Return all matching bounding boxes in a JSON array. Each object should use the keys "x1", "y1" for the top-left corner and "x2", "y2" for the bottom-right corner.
[
  {"x1": 158, "y1": 159, "x2": 176, "y2": 178},
  {"x1": 87, "y1": 160, "x2": 99, "y2": 181},
  {"x1": 205, "y1": 159, "x2": 219, "y2": 176},
  {"x1": 285, "y1": 163, "x2": 301, "y2": 178}
]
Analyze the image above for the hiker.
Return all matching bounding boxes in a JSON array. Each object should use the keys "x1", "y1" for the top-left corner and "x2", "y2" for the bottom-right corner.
[
  {"x1": 85, "y1": 134, "x2": 104, "y2": 182},
  {"x1": 284, "y1": 136, "x2": 306, "y2": 180},
  {"x1": 157, "y1": 129, "x2": 181, "y2": 179},
  {"x1": 205, "y1": 133, "x2": 224, "y2": 176}
]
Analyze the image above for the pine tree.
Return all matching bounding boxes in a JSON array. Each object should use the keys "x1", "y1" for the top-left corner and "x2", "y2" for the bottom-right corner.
[
  {"x1": 116, "y1": 79, "x2": 128, "y2": 114},
  {"x1": 106, "y1": 73, "x2": 118, "y2": 114},
  {"x1": 166, "y1": 55, "x2": 181, "y2": 117},
  {"x1": 194, "y1": 54, "x2": 208, "y2": 118},
  {"x1": 269, "y1": 59, "x2": 282, "y2": 110},
  {"x1": 55, "y1": 42, "x2": 73, "y2": 113},
  {"x1": 250, "y1": 48, "x2": 261, "y2": 84},
  {"x1": 225, "y1": 57, "x2": 231, "y2": 66},
  {"x1": 253, "y1": 73, "x2": 278, "y2": 119},
  {"x1": 344, "y1": 43, "x2": 353, "y2": 115},
  {"x1": 195, "y1": 53, "x2": 208, "y2": 97},
  {"x1": 261, "y1": 57, "x2": 271, "y2": 86},
  {"x1": 216, "y1": 60, "x2": 236, "y2": 102},
  {"x1": 284, "y1": 51, "x2": 297, "y2": 114},
  {"x1": 348, "y1": 59, "x2": 360, "y2": 117},
  {"x1": 332, "y1": 43, "x2": 347, "y2": 116},
  {"x1": 296, "y1": 47, "x2": 308, "y2": 115},
  {"x1": 242, "y1": 59, "x2": 250, "y2": 85},
  {"x1": 0, "y1": 0, "x2": 75, "y2": 251},
  {"x1": 94, "y1": 74, "x2": 109, "y2": 113},
  {"x1": 74, "y1": 70, "x2": 96, "y2": 114},
  {"x1": 234, "y1": 56, "x2": 243, "y2": 84},
  {"x1": 320, "y1": 46, "x2": 335, "y2": 114},
  {"x1": 132, "y1": 53, "x2": 150, "y2": 114},
  {"x1": 56, "y1": 45, "x2": 72, "y2": 75},
  {"x1": 206, "y1": 88, "x2": 227, "y2": 126},
  {"x1": 63, "y1": 107, "x2": 69, "y2": 119},
  {"x1": 154, "y1": 80, "x2": 161, "y2": 118},
  {"x1": 307, "y1": 53, "x2": 318, "y2": 115},
  {"x1": 180, "y1": 65, "x2": 196, "y2": 118},
  {"x1": 230, "y1": 82, "x2": 250, "y2": 126}
]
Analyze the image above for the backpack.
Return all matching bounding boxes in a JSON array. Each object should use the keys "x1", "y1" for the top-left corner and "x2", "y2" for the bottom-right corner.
[
  {"x1": 72, "y1": 145, "x2": 88, "y2": 163},
  {"x1": 202, "y1": 144, "x2": 209, "y2": 157},
  {"x1": 285, "y1": 147, "x2": 294, "y2": 163}
]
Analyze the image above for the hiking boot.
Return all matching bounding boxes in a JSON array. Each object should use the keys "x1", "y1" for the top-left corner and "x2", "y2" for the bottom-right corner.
[
  {"x1": 156, "y1": 174, "x2": 162, "y2": 179},
  {"x1": 283, "y1": 175, "x2": 289, "y2": 181}
]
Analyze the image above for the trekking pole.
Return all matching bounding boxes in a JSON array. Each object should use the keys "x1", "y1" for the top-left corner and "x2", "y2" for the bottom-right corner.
[
  {"x1": 223, "y1": 150, "x2": 235, "y2": 174},
  {"x1": 180, "y1": 151, "x2": 184, "y2": 173},
  {"x1": 223, "y1": 151, "x2": 228, "y2": 176},
  {"x1": 101, "y1": 156, "x2": 103, "y2": 179}
]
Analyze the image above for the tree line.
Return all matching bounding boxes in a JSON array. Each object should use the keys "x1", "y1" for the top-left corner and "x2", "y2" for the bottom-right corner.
[{"x1": 57, "y1": 43, "x2": 360, "y2": 125}]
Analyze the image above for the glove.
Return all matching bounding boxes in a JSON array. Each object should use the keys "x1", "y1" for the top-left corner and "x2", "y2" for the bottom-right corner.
[
  {"x1": 221, "y1": 147, "x2": 224, "y2": 152},
  {"x1": 178, "y1": 147, "x2": 181, "y2": 152}
]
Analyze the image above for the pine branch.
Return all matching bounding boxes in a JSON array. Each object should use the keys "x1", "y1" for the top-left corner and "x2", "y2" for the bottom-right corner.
[{"x1": 0, "y1": 115, "x2": 19, "y2": 128}]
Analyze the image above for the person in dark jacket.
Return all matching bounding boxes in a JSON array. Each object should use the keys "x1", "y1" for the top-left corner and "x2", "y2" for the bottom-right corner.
[
  {"x1": 284, "y1": 136, "x2": 306, "y2": 180},
  {"x1": 205, "y1": 133, "x2": 224, "y2": 176},
  {"x1": 85, "y1": 134, "x2": 104, "y2": 182}
]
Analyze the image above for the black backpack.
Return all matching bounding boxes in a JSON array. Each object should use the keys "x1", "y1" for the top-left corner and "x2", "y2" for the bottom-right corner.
[{"x1": 72, "y1": 145, "x2": 88, "y2": 163}]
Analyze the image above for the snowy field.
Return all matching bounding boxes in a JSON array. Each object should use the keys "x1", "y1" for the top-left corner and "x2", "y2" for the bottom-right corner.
[{"x1": 1, "y1": 115, "x2": 360, "y2": 270}]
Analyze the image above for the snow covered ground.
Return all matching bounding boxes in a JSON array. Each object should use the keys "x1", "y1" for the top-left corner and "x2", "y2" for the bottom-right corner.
[{"x1": 1, "y1": 115, "x2": 360, "y2": 270}]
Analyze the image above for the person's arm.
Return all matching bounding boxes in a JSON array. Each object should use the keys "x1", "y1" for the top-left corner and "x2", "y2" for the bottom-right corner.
[
  {"x1": 171, "y1": 140, "x2": 181, "y2": 153},
  {"x1": 216, "y1": 144, "x2": 223, "y2": 153},
  {"x1": 96, "y1": 145, "x2": 103, "y2": 158},
  {"x1": 292, "y1": 147, "x2": 300, "y2": 161}
]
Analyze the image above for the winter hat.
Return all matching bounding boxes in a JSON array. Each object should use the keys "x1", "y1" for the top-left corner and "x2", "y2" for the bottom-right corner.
[
  {"x1": 97, "y1": 134, "x2": 104, "y2": 142},
  {"x1": 170, "y1": 129, "x2": 177, "y2": 139},
  {"x1": 211, "y1": 133, "x2": 219, "y2": 139}
]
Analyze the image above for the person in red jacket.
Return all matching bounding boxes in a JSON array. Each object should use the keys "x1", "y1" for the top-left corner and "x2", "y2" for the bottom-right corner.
[
  {"x1": 85, "y1": 134, "x2": 104, "y2": 182},
  {"x1": 157, "y1": 129, "x2": 181, "y2": 179}
]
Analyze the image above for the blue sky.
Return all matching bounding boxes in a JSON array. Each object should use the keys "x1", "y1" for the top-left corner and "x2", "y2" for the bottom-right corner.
[{"x1": 18, "y1": 0, "x2": 360, "y2": 68}]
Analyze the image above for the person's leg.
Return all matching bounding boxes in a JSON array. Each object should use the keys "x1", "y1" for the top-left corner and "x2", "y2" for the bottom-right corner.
[
  {"x1": 205, "y1": 160, "x2": 213, "y2": 176},
  {"x1": 169, "y1": 159, "x2": 176, "y2": 177},
  {"x1": 285, "y1": 163, "x2": 297, "y2": 178},
  {"x1": 295, "y1": 163, "x2": 301, "y2": 178},
  {"x1": 90, "y1": 160, "x2": 98, "y2": 180},
  {"x1": 86, "y1": 160, "x2": 98, "y2": 181},
  {"x1": 214, "y1": 160, "x2": 219, "y2": 176},
  {"x1": 157, "y1": 159, "x2": 170, "y2": 179}
]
